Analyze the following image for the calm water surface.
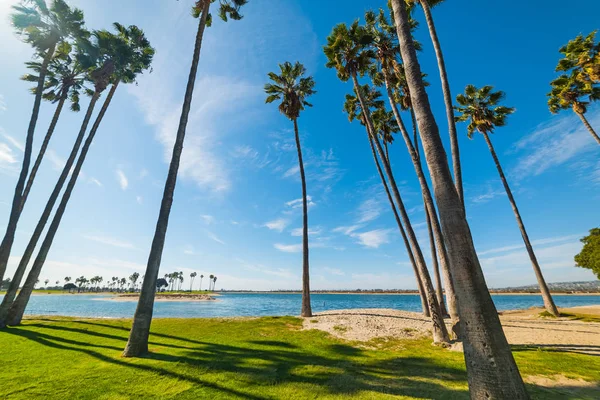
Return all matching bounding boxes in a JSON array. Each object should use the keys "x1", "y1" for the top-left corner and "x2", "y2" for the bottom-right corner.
[{"x1": 4, "y1": 293, "x2": 600, "y2": 319}]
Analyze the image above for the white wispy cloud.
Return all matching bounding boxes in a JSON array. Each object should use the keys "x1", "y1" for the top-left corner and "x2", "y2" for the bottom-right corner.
[
  {"x1": 470, "y1": 180, "x2": 505, "y2": 204},
  {"x1": 0, "y1": 94, "x2": 6, "y2": 112},
  {"x1": 283, "y1": 165, "x2": 299, "y2": 179},
  {"x1": 46, "y1": 150, "x2": 65, "y2": 171},
  {"x1": 183, "y1": 245, "x2": 195, "y2": 255},
  {"x1": 207, "y1": 231, "x2": 225, "y2": 245},
  {"x1": 324, "y1": 267, "x2": 345, "y2": 276},
  {"x1": 2, "y1": 133, "x2": 23, "y2": 152},
  {"x1": 274, "y1": 243, "x2": 302, "y2": 253},
  {"x1": 477, "y1": 233, "x2": 584, "y2": 256},
  {"x1": 90, "y1": 178, "x2": 103, "y2": 187},
  {"x1": 263, "y1": 218, "x2": 289, "y2": 232},
  {"x1": 200, "y1": 215, "x2": 214, "y2": 225},
  {"x1": 353, "y1": 229, "x2": 392, "y2": 248},
  {"x1": 116, "y1": 169, "x2": 128, "y2": 190},
  {"x1": 511, "y1": 110, "x2": 600, "y2": 180},
  {"x1": 332, "y1": 225, "x2": 362, "y2": 235},
  {"x1": 285, "y1": 196, "x2": 316, "y2": 209},
  {"x1": 0, "y1": 142, "x2": 17, "y2": 165},
  {"x1": 83, "y1": 234, "x2": 136, "y2": 249},
  {"x1": 357, "y1": 198, "x2": 382, "y2": 223},
  {"x1": 136, "y1": 196, "x2": 143, "y2": 204}
]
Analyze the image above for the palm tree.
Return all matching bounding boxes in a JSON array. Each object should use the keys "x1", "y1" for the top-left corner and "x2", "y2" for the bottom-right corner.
[
  {"x1": 0, "y1": 0, "x2": 85, "y2": 285},
  {"x1": 548, "y1": 74, "x2": 600, "y2": 144},
  {"x1": 129, "y1": 272, "x2": 140, "y2": 291},
  {"x1": 390, "y1": 0, "x2": 528, "y2": 396},
  {"x1": 404, "y1": 0, "x2": 463, "y2": 207},
  {"x1": 178, "y1": 272, "x2": 184, "y2": 291},
  {"x1": 365, "y1": 10, "x2": 459, "y2": 327},
  {"x1": 2, "y1": 25, "x2": 154, "y2": 327},
  {"x1": 19, "y1": 42, "x2": 88, "y2": 209},
  {"x1": 44, "y1": 279, "x2": 49, "y2": 288},
  {"x1": 556, "y1": 31, "x2": 599, "y2": 84},
  {"x1": 325, "y1": 21, "x2": 449, "y2": 344},
  {"x1": 64, "y1": 276, "x2": 71, "y2": 284},
  {"x1": 213, "y1": 276, "x2": 217, "y2": 291},
  {"x1": 190, "y1": 272, "x2": 197, "y2": 291},
  {"x1": 123, "y1": 0, "x2": 248, "y2": 358},
  {"x1": 120, "y1": 278, "x2": 126, "y2": 292},
  {"x1": 344, "y1": 87, "x2": 429, "y2": 317},
  {"x1": 209, "y1": 274, "x2": 215, "y2": 291},
  {"x1": 265, "y1": 61, "x2": 316, "y2": 317},
  {"x1": 456, "y1": 84, "x2": 560, "y2": 317},
  {"x1": 199, "y1": 274, "x2": 204, "y2": 291}
]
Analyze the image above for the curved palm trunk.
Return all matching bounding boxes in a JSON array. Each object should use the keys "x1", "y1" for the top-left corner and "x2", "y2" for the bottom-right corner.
[
  {"x1": 123, "y1": 3, "x2": 210, "y2": 358},
  {"x1": 294, "y1": 119, "x2": 312, "y2": 317},
  {"x1": 391, "y1": 1, "x2": 529, "y2": 397},
  {"x1": 353, "y1": 75, "x2": 449, "y2": 344},
  {"x1": 384, "y1": 78, "x2": 460, "y2": 331},
  {"x1": 576, "y1": 111, "x2": 600, "y2": 145},
  {"x1": 367, "y1": 132, "x2": 429, "y2": 316},
  {"x1": 0, "y1": 91, "x2": 99, "y2": 328},
  {"x1": 419, "y1": 0, "x2": 464, "y2": 209},
  {"x1": 20, "y1": 92, "x2": 69, "y2": 210},
  {"x1": 5, "y1": 84, "x2": 118, "y2": 326},
  {"x1": 0, "y1": 42, "x2": 56, "y2": 284},
  {"x1": 482, "y1": 131, "x2": 559, "y2": 317}
]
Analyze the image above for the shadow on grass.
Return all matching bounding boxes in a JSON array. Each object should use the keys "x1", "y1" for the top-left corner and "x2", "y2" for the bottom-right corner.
[{"x1": 4, "y1": 321, "x2": 470, "y2": 399}]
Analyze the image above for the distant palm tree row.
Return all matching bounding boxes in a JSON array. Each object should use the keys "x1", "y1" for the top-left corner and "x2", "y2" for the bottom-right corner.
[{"x1": 1, "y1": 0, "x2": 598, "y2": 398}]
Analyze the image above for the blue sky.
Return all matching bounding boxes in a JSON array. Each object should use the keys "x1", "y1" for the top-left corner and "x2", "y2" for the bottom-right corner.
[{"x1": 0, "y1": 0, "x2": 599, "y2": 290}]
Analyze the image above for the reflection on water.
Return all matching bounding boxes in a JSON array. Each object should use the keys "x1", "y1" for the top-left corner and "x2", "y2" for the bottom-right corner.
[{"x1": 2, "y1": 293, "x2": 600, "y2": 319}]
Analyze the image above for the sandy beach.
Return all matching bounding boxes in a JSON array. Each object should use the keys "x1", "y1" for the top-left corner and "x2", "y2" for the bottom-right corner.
[
  {"x1": 104, "y1": 294, "x2": 217, "y2": 302},
  {"x1": 303, "y1": 305, "x2": 600, "y2": 355}
]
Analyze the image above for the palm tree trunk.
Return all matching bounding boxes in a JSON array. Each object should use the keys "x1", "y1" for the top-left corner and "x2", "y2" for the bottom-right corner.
[
  {"x1": 20, "y1": 91, "x2": 68, "y2": 210},
  {"x1": 384, "y1": 78, "x2": 461, "y2": 332},
  {"x1": 576, "y1": 111, "x2": 600, "y2": 145},
  {"x1": 122, "y1": 3, "x2": 210, "y2": 358},
  {"x1": 424, "y1": 207, "x2": 447, "y2": 315},
  {"x1": 367, "y1": 131, "x2": 429, "y2": 316},
  {"x1": 482, "y1": 131, "x2": 559, "y2": 317},
  {"x1": 0, "y1": 91, "x2": 100, "y2": 328},
  {"x1": 391, "y1": 1, "x2": 529, "y2": 397},
  {"x1": 420, "y1": 0, "x2": 464, "y2": 209},
  {"x1": 0, "y1": 42, "x2": 56, "y2": 284},
  {"x1": 294, "y1": 119, "x2": 312, "y2": 317},
  {"x1": 5, "y1": 84, "x2": 119, "y2": 326},
  {"x1": 353, "y1": 75, "x2": 449, "y2": 344}
]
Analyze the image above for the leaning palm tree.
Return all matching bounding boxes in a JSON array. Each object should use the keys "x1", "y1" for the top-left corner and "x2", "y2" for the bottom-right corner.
[
  {"x1": 344, "y1": 88, "x2": 429, "y2": 317},
  {"x1": 0, "y1": 0, "x2": 85, "y2": 285},
  {"x1": 390, "y1": 1, "x2": 529, "y2": 397},
  {"x1": 403, "y1": 0, "x2": 464, "y2": 207},
  {"x1": 325, "y1": 21, "x2": 449, "y2": 344},
  {"x1": 265, "y1": 61, "x2": 316, "y2": 317},
  {"x1": 365, "y1": 10, "x2": 459, "y2": 328},
  {"x1": 548, "y1": 74, "x2": 600, "y2": 145},
  {"x1": 456, "y1": 84, "x2": 560, "y2": 318},
  {"x1": 123, "y1": 0, "x2": 248, "y2": 358},
  {"x1": 19, "y1": 42, "x2": 88, "y2": 209},
  {"x1": 212, "y1": 276, "x2": 217, "y2": 291},
  {"x1": 3, "y1": 26, "x2": 154, "y2": 327}
]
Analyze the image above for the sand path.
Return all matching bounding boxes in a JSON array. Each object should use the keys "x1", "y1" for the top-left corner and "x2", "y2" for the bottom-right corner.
[{"x1": 303, "y1": 306, "x2": 600, "y2": 355}]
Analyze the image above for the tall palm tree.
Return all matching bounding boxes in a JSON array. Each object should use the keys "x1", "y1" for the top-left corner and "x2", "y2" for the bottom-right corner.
[
  {"x1": 390, "y1": 0, "x2": 528, "y2": 396},
  {"x1": 213, "y1": 276, "x2": 217, "y2": 291},
  {"x1": 0, "y1": 0, "x2": 85, "y2": 285},
  {"x1": 265, "y1": 61, "x2": 316, "y2": 317},
  {"x1": 200, "y1": 274, "x2": 204, "y2": 291},
  {"x1": 343, "y1": 87, "x2": 429, "y2": 317},
  {"x1": 548, "y1": 74, "x2": 600, "y2": 145},
  {"x1": 456, "y1": 84, "x2": 560, "y2": 318},
  {"x1": 3, "y1": 25, "x2": 154, "y2": 327},
  {"x1": 209, "y1": 274, "x2": 215, "y2": 291},
  {"x1": 19, "y1": 42, "x2": 88, "y2": 209},
  {"x1": 365, "y1": 10, "x2": 460, "y2": 328},
  {"x1": 404, "y1": 0, "x2": 463, "y2": 207},
  {"x1": 123, "y1": 0, "x2": 247, "y2": 358},
  {"x1": 325, "y1": 21, "x2": 449, "y2": 344}
]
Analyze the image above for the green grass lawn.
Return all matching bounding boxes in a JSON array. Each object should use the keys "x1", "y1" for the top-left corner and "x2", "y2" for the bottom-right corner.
[{"x1": 1, "y1": 317, "x2": 599, "y2": 399}]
